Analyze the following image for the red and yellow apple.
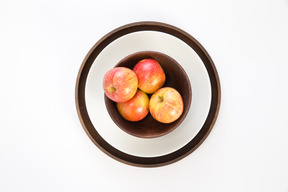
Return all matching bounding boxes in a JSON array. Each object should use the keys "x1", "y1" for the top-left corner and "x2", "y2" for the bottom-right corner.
[
  {"x1": 133, "y1": 59, "x2": 166, "y2": 94},
  {"x1": 117, "y1": 89, "x2": 149, "y2": 122},
  {"x1": 149, "y1": 87, "x2": 183, "y2": 124},
  {"x1": 103, "y1": 67, "x2": 138, "y2": 103}
]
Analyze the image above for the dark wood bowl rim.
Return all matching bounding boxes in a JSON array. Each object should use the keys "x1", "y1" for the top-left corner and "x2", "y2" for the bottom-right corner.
[{"x1": 75, "y1": 21, "x2": 221, "y2": 167}]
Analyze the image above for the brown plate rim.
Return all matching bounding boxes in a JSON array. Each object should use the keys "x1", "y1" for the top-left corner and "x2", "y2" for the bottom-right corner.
[{"x1": 75, "y1": 21, "x2": 221, "y2": 167}]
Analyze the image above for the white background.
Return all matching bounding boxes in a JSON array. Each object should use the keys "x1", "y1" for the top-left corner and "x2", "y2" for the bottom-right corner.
[{"x1": 1, "y1": 0, "x2": 288, "y2": 191}]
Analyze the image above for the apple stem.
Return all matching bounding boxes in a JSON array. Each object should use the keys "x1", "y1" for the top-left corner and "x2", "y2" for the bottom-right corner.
[
  {"x1": 157, "y1": 96, "x2": 164, "y2": 103},
  {"x1": 107, "y1": 86, "x2": 116, "y2": 93}
]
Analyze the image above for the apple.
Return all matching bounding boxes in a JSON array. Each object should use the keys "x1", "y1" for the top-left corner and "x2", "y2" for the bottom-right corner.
[
  {"x1": 149, "y1": 87, "x2": 183, "y2": 124},
  {"x1": 133, "y1": 59, "x2": 166, "y2": 94},
  {"x1": 117, "y1": 89, "x2": 149, "y2": 122},
  {"x1": 103, "y1": 67, "x2": 138, "y2": 103}
]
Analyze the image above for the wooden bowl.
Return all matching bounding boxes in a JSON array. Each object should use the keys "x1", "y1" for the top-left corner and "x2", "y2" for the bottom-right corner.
[{"x1": 104, "y1": 51, "x2": 192, "y2": 138}]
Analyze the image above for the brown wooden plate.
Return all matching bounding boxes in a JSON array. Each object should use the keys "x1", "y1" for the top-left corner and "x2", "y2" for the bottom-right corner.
[{"x1": 75, "y1": 21, "x2": 221, "y2": 167}]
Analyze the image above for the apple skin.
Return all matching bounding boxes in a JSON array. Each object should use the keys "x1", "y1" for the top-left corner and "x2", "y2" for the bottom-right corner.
[
  {"x1": 133, "y1": 59, "x2": 166, "y2": 94},
  {"x1": 103, "y1": 67, "x2": 138, "y2": 103},
  {"x1": 117, "y1": 89, "x2": 149, "y2": 122},
  {"x1": 149, "y1": 87, "x2": 183, "y2": 124}
]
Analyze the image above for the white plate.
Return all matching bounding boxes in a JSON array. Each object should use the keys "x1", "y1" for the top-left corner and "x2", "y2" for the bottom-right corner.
[{"x1": 76, "y1": 22, "x2": 221, "y2": 167}]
